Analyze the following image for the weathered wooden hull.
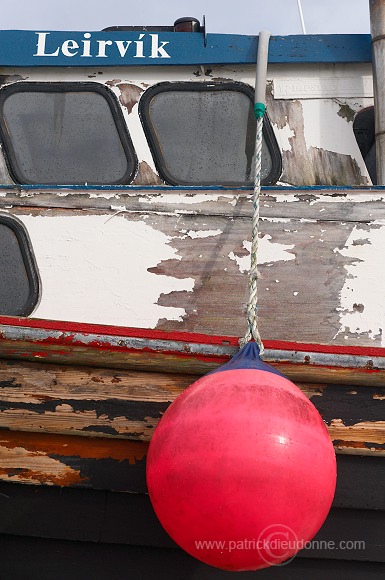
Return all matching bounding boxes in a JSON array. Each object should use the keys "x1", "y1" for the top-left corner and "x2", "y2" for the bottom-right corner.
[
  {"x1": 0, "y1": 28, "x2": 383, "y2": 574},
  {"x1": 0, "y1": 441, "x2": 384, "y2": 579},
  {"x1": 1, "y1": 186, "x2": 385, "y2": 345},
  {"x1": 0, "y1": 346, "x2": 384, "y2": 461},
  {"x1": 0, "y1": 353, "x2": 384, "y2": 578},
  {"x1": 1, "y1": 186, "x2": 385, "y2": 576}
]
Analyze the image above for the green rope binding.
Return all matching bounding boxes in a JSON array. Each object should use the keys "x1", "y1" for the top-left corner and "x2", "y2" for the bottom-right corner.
[{"x1": 254, "y1": 102, "x2": 266, "y2": 119}]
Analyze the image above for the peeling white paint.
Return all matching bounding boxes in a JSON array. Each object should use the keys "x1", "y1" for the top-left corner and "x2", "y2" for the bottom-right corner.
[
  {"x1": 138, "y1": 193, "x2": 227, "y2": 205},
  {"x1": 263, "y1": 217, "x2": 292, "y2": 223},
  {"x1": 273, "y1": 122, "x2": 295, "y2": 152},
  {"x1": 262, "y1": 191, "x2": 385, "y2": 205},
  {"x1": 21, "y1": 214, "x2": 194, "y2": 327},
  {"x1": 186, "y1": 229, "x2": 222, "y2": 239},
  {"x1": 334, "y1": 222, "x2": 385, "y2": 344},
  {"x1": 309, "y1": 192, "x2": 384, "y2": 205},
  {"x1": 280, "y1": 194, "x2": 301, "y2": 202},
  {"x1": 228, "y1": 236, "x2": 295, "y2": 273},
  {"x1": 264, "y1": 193, "x2": 300, "y2": 203},
  {"x1": 89, "y1": 192, "x2": 120, "y2": 200},
  {"x1": 259, "y1": 236, "x2": 296, "y2": 264},
  {"x1": 301, "y1": 99, "x2": 369, "y2": 179}
]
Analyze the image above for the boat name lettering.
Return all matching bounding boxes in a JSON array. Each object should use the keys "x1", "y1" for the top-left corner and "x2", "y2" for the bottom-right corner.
[{"x1": 33, "y1": 32, "x2": 171, "y2": 59}]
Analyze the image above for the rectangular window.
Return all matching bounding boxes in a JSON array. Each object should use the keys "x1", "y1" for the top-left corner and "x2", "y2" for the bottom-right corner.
[
  {"x1": 140, "y1": 82, "x2": 281, "y2": 186},
  {"x1": 0, "y1": 214, "x2": 40, "y2": 316},
  {"x1": 0, "y1": 83, "x2": 137, "y2": 185}
]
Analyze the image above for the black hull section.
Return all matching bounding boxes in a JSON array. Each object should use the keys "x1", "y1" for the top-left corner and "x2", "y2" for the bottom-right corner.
[
  {"x1": 0, "y1": 456, "x2": 384, "y2": 580},
  {"x1": 1, "y1": 535, "x2": 385, "y2": 580}
]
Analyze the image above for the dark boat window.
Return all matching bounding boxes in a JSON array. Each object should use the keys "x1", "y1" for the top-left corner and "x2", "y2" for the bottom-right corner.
[
  {"x1": 0, "y1": 83, "x2": 137, "y2": 185},
  {"x1": 353, "y1": 106, "x2": 377, "y2": 185},
  {"x1": 0, "y1": 215, "x2": 40, "y2": 316},
  {"x1": 140, "y1": 82, "x2": 281, "y2": 186}
]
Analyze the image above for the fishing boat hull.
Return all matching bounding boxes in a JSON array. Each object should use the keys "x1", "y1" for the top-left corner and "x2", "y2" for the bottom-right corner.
[{"x1": 0, "y1": 25, "x2": 383, "y2": 577}]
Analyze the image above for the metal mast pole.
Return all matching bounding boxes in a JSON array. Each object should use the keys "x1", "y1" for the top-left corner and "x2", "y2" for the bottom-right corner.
[
  {"x1": 370, "y1": 0, "x2": 385, "y2": 184},
  {"x1": 297, "y1": 0, "x2": 307, "y2": 34}
]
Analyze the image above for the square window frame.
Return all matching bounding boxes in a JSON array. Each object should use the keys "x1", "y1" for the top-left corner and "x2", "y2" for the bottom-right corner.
[
  {"x1": 0, "y1": 82, "x2": 138, "y2": 186},
  {"x1": 139, "y1": 81, "x2": 282, "y2": 187},
  {"x1": 0, "y1": 213, "x2": 40, "y2": 316}
]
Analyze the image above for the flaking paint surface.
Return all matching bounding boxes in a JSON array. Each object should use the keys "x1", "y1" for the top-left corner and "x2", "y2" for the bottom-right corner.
[
  {"x1": 267, "y1": 92, "x2": 370, "y2": 186},
  {"x1": 20, "y1": 214, "x2": 194, "y2": 327},
  {"x1": 302, "y1": 99, "x2": 365, "y2": 161},
  {"x1": 184, "y1": 229, "x2": 223, "y2": 239},
  {"x1": 334, "y1": 222, "x2": 385, "y2": 345},
  {"x1": 138, "y1": 193, "x2": 232, "y2": 205},
  {"x1": 273, "y1": 121, "x2": 295, "y2": 152},
  {"x1": 0, "y1": 443, "x2": 84, "y2": 485},
  {"x1": 228, "y1": 236, "x2": 295, "y2": 273}
]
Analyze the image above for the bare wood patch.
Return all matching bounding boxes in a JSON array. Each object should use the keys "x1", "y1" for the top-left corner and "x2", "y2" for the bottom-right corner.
[
  {"x1": 132, "y1": 161, "x2": 163, "y2": 185},
  {"x1": 328, "y1": 418, "x2": 385, "y2": 445},
  {"x1": 117, "y1": 82, "x2": 143, "y2": 114},
  {"x1": 0, "y1": 361, "x2": 383, "y2": 456},
  {"x1": 1, "y1": 203, "x2": 380, "y2": 345},
  {"x1": 0, "y1": 443, "x2": 85, "y2": 486},
  {"x1": 266, "y1": 94, "x2": 369, "y2": 186},
  {"x1": 1, "y1": 188, "x2": 385, "y2": 221},
  {"x1": 0, "y1": 429, "x2": 148, "y2": 487}
]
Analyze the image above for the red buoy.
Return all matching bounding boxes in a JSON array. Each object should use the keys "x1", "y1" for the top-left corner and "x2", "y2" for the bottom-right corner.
[{"x1": 147, "y1": 343, "x2": 336, "y2": 571}]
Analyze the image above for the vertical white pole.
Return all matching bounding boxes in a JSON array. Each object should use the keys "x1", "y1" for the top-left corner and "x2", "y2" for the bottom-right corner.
[
  {"x1": 370, "y1": 0, "x2": 385, "y2": 184},
  {"x1": 297, "y1": 0, "x2": 307, "y2": 34},
  {"x1": 240, "y1": 31, "x2": 271, "y2": 351}
]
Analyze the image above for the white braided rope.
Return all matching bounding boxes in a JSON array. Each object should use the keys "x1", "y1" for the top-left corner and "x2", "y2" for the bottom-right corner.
[{"x1": 239, "y1": 115, "x2": 264, "y2": 354}]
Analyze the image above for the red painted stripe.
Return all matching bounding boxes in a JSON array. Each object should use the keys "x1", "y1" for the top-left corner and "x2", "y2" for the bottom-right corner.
[
  {"x1": 263, "y1": 339, "x2": 385, "y2": 358},
  {"x1": 1, "y1": 315, "x2": 385, "y2": 358},
  {"x1": 0, "y1": 315, "x2": 239, "y2": 346}
]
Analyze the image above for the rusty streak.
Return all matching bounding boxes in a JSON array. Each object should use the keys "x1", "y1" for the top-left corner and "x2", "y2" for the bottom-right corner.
[{"x1": 0, "y1": 429, "x2": 149, "y2": 462}]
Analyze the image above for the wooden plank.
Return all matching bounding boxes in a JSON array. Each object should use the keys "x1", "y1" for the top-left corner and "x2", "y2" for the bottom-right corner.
[
  {"x1": 0, "y1": 32, "x2": 374, "y2": 66},
  {"x1": 334, "y1": 455, "x2": 385, "y2": 511},
  {"x1": 0, "y1": 482, "x2": 384, "y2": 564},
  {"x1": 1, "y1": 188, "x2": 385, "y2": 222},
  {"x1": 0, "y1": 430, "x2": 384, "y2": 511},
  {"x1": 2, "y1": 535, "x2": 384, "y2": 580},
  {"x1": 0, "y1": 484, "x2": 105, "y2": 543},
  {"x1": 1, "y1": 318, "x2": 385, "y2": 385},
  {"x1": 0, "y1": 430, "x2": 148, "y2": 489},
  {"x1": 1, "y1": 200, "x2": 384, "y2": 348},
  {"x1": 103, "y1": 498, "x2": 385, "y2": 563},
  {"x1": 0, "y1": 360, "x2": 193, "y2": 441},
  {"x1": 1, "y1": 337, "x2": 385, "y2": 385},
  {"x1": 301, "y1": 507, "x2": 385, "y2": 562},
  {"x1": 274, "y1": 365, "x2": 385, "y2": 388},
  {"x1": 0, "y1": 361, "x2": 384, "y2": 455}
]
